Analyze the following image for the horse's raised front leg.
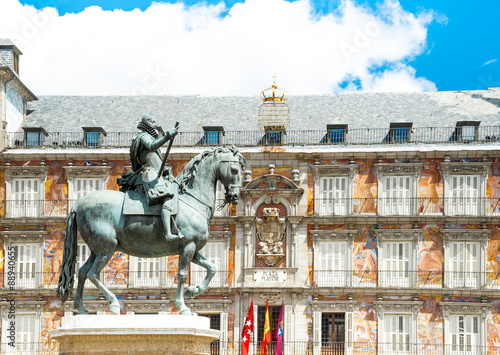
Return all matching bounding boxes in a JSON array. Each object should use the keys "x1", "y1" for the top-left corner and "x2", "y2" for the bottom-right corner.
[
  {"x1": 87, "y1": 252, "x2": 121, "y2": 315},
  {"x1": 74, "y1": 252, "x2": 96, "y2": 314},
  {"x1": 185, "y1": 251, "x2": 216, "y2": 298},
  {"x1": 176, "y1": 241, "x2": 196, "y2": 315}
]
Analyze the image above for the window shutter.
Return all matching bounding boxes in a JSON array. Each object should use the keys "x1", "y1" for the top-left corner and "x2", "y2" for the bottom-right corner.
[
  {"x1": 334, "y1": 177, "x2": 347, "y2": 215},
  {"x1": 75, "y1": 178, "x2": 103, "y2": 199},
  {"x1": 132, "y1": 257, "x2": 160, "y2": 287},
  {"x1": 320, "y1": 177, "x2": 334, "y2": 215},
  {"x1": 313, "y1": 311, "x2": 322, "y2": 355},
  {"x1": 220, "y1": 312, "x2": 228, "y2": 355},
  {"x1": 345, "y1": 312, "x2": 353, "y2": 354},
  {"x1": 465, "y1": 242, "x2": 479, "y2": 287},
  {"x1": 14, "y1": 244, "x2": 38, "y2": 288},
  {"x1": 16, "y1": 314, "x2": 37, "y2": 351},
  {"x1": 284, "y1": 305, "x2": 292, "y2": 353}
]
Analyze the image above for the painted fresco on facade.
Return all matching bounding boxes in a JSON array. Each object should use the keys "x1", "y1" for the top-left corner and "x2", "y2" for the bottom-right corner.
[
  {"x1": 353, "y1": 226, "x2": 377, "y2": 285},
  {"x1": 353, "y1": 297, "x2": 377, "y2": 349},
  {"x1": 41, "y1": 298, "x2": 62, "y2": 353},
  {"x1": 418, "y1": 226, "x2": 443, "y2": 286},
  {"x1": 487, "y1": 225, "x2": 500, "y2": 288},
  {"x1": 418, "y1": 296, "x2": 443, "y2": 347},
  {"x1": 252, "y1": 166, "x2": 292, "y2": 180},
  {"x1": 103, "y1": 251, "x2": 128, "y2": 287},
  {"x1": 418, "y1": 160, "x2": 443, "y2": 214},
  {"x1": 353, "y1": 160, "x2": 377, "y2": 214},
  {"x1": 43, "y1": 225, "x2": 65, "y2": 288}
]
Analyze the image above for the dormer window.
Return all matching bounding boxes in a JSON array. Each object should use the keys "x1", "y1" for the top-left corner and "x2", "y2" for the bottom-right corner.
[
  {"x1": 389, "y1": 123, "x2": 412, "y2": 143},
  {"x1": 327, "y1": 124, "x2": 347, "y2": 144},
  {"x1": 202, "y1": 126, "x2": 224, "y2": 145},
  {"x1": 455, "y1": 121, "x2": 480, "y2": 142},
  {"x1": 22, "y1": 127, "x2": 48, "y2": 147},
  {"x1": 266, "y1": 130, "x2": 282, "y2": 145},
  {"x1": 82, "y1": 127, "x2": 107, "y2": 147}
]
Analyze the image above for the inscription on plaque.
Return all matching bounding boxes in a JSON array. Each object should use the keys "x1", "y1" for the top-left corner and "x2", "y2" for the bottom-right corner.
[{"x1": 254, "y1": 270, "x2": 287, "y2": 283}]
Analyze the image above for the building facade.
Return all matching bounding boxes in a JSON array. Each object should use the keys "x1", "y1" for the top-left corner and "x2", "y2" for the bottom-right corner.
[{"x1": 1, "y1": 40, "x2": 500, "y2": 354}]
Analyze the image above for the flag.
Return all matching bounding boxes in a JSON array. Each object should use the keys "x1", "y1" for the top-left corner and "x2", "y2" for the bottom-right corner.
[
  {"x1": 261, "y1": 300, "x2": 272, "y2": 355},
  {"x1": 274, "y1": 301, "x2": 284, "y2": 355},
  {"x1": 241, "y1": 299, "x2": 254, "y2": 355}
]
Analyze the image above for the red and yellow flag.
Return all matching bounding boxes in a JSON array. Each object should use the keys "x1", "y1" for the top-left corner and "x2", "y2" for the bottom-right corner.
[{"x1": 261, "y1": 300, "x2": 272, "y2": 355}]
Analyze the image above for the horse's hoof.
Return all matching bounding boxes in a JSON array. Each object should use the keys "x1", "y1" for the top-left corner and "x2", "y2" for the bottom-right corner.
[
  {"x1": 109, "y1": 304, "x2": 121, "y2": 315},
  {"x1": 180, "y1": 307, "x2": 192, "y2": 316},
  {"x1": 77, "y1": 307, "x2": 89, "y2": 315}
]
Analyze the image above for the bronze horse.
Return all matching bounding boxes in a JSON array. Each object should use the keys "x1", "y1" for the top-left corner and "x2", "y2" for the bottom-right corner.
[{"x1": 57, "y1": 147, "x2": 244, "y2": 315}]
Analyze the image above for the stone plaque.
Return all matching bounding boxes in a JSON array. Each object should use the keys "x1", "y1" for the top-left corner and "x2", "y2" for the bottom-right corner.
[{"x1": 254, "y1": 270, "x2": 287, "y2": 283}]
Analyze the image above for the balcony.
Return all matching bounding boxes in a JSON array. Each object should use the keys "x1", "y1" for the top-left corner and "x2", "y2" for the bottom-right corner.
[
  {"x1": 1, "y1": 199, "x2": 234, "y2": 219},
  {"x1": 1, "y1": 341, "x2": 59, "y2": 354},
  {"x1": 314, "y1": 197, "x2": 500, "y2": 217},
  {"x1": 2, "y1": 270, "x2": 232, "y2": 290},
  {"x1": 314, "y1": 270, "x2": 500, "y2": 290},
  {"x1": 7, "y1": 125, "x2": 500, "y2": 149}
]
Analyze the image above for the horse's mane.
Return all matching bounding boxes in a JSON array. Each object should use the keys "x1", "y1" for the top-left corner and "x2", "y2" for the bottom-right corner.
[{"x1": 178, "y1": 146, "x2": 245, "y2": 192}]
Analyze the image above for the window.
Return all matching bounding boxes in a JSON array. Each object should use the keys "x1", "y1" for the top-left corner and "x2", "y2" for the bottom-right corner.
[
  {"x1": 202, "y1": 126, "x2": 224, "y2": 146},
  {"x1": 441, "y1": 302, "x2": 490, "y2": 355},
  {"x1": 312, "y1": 229, "x2": 355, "y2": 288},
  {"x1": 319, "y1": 176, "x2": 348, "y2": 215},
  {"x1": 376, "y1": 301, "x2": 422, "y2": 354},
  {"x1": 129, "y1": 256, "x2": 162, "y2": 287},
  {"x1": 385, "y1": 314, "x2": 411, "y2": 351},
  {"x1": 388, "y1": 123, "x2": 412, "y2": 143},
  {"x1": 3, "y1": 314, "x2": 39, "y2": 353},
  {"x1": 375, "y1": 229, "x2": 420, "y2": 288},
  {"x1": 442, "y1": 162, "x2": 490, "y2": 217},
  {"x1": 82, "y1": 127, "x2": 107, "y2": 147},
  {"x1": 375, "y1": 163, "x2": 422, "y2": 216},
  {"x1": 10, "y1": 178, "x2": 41, "y2": 218},
  {"x1": 453, "y1": 121, "x2": 480, "y2": 142},
  {"x1": 312, "y1": 303, "x2": 354, "y2": 355},
  {"x1": 257, "y1": 305, "x2": 281, "y2": 349},
  {"x1": 12, "y1": 244, "x2": 38, "y2": 289},
  {"x1": 74, "y1": 178, "x2": 103, "y2": 199},
  {"x1": 22, "y1": 127, "x2": 47, "y2": 148},
  {"x1": 65, "y1": 166, "x2": 110, "y2": 208},
  {"x1": 75, "y1": 243, "x2": 97, "y2": 289},
  {"x1": 327, "y1": 124, "x2": 347, "y2": 144},
  {"x1": 442, "y1": 229, "x2": 489, "y2": 289},
  {"x1": 450, "y1": 315, "x2": 479, "y2": 353},
  {"x1": 448, "y1": 175, "x2": 480, "y2": 216},
  {"x1": 448, "y1": 242, "x2": 480, "y2": 288},
  {"x1": 380, "y1": 176, "x2": 412, "y2": 215},
  {"x1": 266, "y1": 131, "x2": 282, "y2": 145},
  {"x1": 312, "y1": 165, "x2": 357, "y2": 217},
  {"x1": 316, "y1": 241, "x2": 348, "y2": 287}
]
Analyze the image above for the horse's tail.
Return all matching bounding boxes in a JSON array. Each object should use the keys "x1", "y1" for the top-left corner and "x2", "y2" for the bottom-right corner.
[{"x1": 56, "y1": 205, "x2": 78, "y2": 303}]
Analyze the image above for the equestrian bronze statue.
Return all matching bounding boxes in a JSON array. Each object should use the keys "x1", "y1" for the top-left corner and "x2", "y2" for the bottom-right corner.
[{"x1": 56, "y1": 114, "x2": 245, "y2": 315}]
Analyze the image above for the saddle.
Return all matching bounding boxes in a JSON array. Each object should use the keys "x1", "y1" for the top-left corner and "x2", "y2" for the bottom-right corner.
[{"x1": 123, "y1": 190, "x2": 179, "y2": 216}]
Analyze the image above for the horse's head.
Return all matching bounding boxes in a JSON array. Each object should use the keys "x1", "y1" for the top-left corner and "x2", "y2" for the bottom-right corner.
[{"x1": 216, "y1": 149, "x2": 244, "y2": 205}]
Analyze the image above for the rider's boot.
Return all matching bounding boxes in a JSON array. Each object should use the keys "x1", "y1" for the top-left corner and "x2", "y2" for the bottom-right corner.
[{"x1": 161, "y1": 204, "x2": 183, "y2": 242}]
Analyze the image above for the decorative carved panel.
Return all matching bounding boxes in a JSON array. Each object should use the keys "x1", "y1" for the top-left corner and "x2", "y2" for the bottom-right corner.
[
  {"x1": 441, "y1": 162, "x2": 491, "y2": 178},
  {"x1": 374, "y1": 163, "x2": 424, "y2": 178},
  {"x1": 440, "y1": 301, "x2": 492, "y2": 319},
  {"x1": 311, "y1": 300, "x2": 357, "y2": 312},
  {"x1": 1, "y1": 166, "x2": 50, "y2": 182}
]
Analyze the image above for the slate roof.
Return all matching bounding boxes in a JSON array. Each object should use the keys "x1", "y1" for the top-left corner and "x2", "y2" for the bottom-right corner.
[{"x1": 23, "y1": 88, "x2": 500, "y2": 133}]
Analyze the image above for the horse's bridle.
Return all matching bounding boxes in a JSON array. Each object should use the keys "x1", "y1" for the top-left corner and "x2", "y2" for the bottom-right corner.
[{"x1": 217, "y1": 155, "x2": 242, "y2": 202}]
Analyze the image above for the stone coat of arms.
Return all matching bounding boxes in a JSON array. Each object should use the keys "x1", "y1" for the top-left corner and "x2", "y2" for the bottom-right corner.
[{"x1": 256, "y1": 207, "x2": 286, "y2": 266}]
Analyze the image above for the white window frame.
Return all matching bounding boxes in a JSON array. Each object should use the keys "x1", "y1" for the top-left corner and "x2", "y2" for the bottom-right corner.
[
  {"x1": 1, "y1": 232, "x2": 46, "y2": 290},
  {"x1": 374, "y1": 163, "x2": 422, "y2": 216},
  {"x1": 441, "y1": 302, "x2": 491, "y2": 355},
  {"x1": 0, "y1": 302, "x2": 43, "y2": 354},
  {"x1": 441, "y1": 161, "x2": 490, "y2": 217},
  {"x1": 374, "y1": 229, "x2": 421, "y2": 288},
  {"x1": 214, "y1": 181, "x2": 229, "y2": 217},
  {"x1": 65, "y1": 165, "x2": 111, "y2": 202},
  {"x1": 2, "y1": 166, "x2": 49, "y2": 219},
  {"x1": 190, "y1": 230, "x2": 231, "y2": 288},
  {"x1": 311, "y1": 229, "x2": 356, "y2": 287},
  {"x1": 375, "y1": 301, "x2": 422, "y2": 355},
  {"x1": 442, "y1": 229, "x2": 490, "y2": 289},
  {"x1": 312, "y1": 301, "x2": 355, "y2": 355},
  {"x1": 312, "y1": 164, "x2": 357, "y2": 216}
]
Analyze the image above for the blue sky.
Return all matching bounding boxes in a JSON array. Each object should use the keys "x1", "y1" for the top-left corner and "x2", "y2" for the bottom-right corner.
[{"x1": 4, "y1": 0, "x2": 499, "y2": 95}]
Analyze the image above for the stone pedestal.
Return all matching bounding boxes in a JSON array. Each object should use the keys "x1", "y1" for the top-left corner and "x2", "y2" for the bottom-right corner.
[{"x1": 50, "y1": 314, "x2": 220, "y2": 355}]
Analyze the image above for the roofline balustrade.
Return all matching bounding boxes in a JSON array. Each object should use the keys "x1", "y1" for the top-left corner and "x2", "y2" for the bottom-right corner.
[{"x1": 6, "y1": 125, "x2": 500, "y2": 149}]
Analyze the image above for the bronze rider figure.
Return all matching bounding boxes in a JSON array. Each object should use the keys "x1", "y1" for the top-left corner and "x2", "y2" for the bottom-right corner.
[{"x1": 121, "y1": 113, "x2": 182, "y2": 242}]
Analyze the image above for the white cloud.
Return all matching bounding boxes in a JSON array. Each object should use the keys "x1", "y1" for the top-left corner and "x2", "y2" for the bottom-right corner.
[
  {"x1": 0, "y1": 0, "x2": 438, "y2": 95},
  {"x1": 482, "y1": 59, "x2": 497, "y2": 66}
]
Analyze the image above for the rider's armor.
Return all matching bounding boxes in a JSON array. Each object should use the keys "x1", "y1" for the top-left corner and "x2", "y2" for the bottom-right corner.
[{"x1": 120, "y1": 113, "x2": 182, "y2": 242}]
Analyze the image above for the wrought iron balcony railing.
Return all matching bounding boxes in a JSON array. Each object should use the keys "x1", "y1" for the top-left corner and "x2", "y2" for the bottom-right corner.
[
  {"x1": 314, "y1": 270, "x2": 500, "y2": 290},
  {"x1": 2, "y1": 270, "x2": 232, "y2": 290},
  {"x1": 0, "y1": 341, "x2": 59, "y2": 354},
  {"x1": 7, "y1": 125, "x2": 500, "y2": 149},
  {"x1": 221, "y1": 341, "x2": 499, "y2": 355},
  {"x1": 1, "y1": 199, "x2": 234, "y2": 219},
  {"x1": 315, "y1": 197, "x2": 500, "y2": 217}
]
